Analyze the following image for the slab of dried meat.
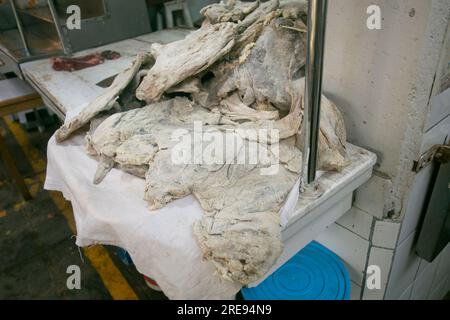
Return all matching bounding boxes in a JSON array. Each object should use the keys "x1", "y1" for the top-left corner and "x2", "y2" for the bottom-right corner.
[{"x1": 55, "y1": 0, "x2": 351, "y2": 285}]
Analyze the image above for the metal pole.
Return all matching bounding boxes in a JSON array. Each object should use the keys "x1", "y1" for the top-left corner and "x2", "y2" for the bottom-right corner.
[
  {"x1": 9, "y1": 0, "x2": 31, "y2": 57},
  {"x1": 302, "y1": 0, "x2": 328, "y2": 185},
  {"x1": 47, "y1": 0, "x2": 72, "y2": 55}
]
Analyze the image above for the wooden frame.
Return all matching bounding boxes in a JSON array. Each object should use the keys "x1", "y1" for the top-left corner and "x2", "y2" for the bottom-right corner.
[{"x1": 0, "y1": 94, "x2": 43, "y2": 117}]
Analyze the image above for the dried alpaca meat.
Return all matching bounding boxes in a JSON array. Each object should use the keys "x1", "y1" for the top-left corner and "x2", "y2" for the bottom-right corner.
[
  {"x1": 200, "y1": 0, "x2": 260, "y2": 24},
  {"x1": 217, "y1": 17, "x2": 307, "y2": 113},
  {"x1": 55, "y1": 0, "x2": 284, "y2": 142},
  {"x1": 136, "y1": 0, "x2": 282, "y2": 105},
  {"x1": 85, "y1": 74, "x2": 349, "y2": 284},
  {"x1": 55, "y1": 52, "x2": 152, "y2": 142},
  {"x1": 239, "y1": 78, "x2": 349, "y2": 171},
  {"x1": 280, "y1": 0, "x2": 308, "y2": 19},
  {"x1": 191, "y1": 11, "x2": 305, "y2": 114},
  {"x1": 86, "y1": 97, "x2": 225, "y2": 185},
  {"x1": 219, "y1": 93, "x2": 280, "y2": 122},
  {"x1": 56, "y1": 0, "x2": 351, "y2": 285},
  {"x1": 87, "y1": 96, "x2": 303, "y2": 284},
  {"x1": 135, "y1": 23, "x2": 237, "y2": 103}
]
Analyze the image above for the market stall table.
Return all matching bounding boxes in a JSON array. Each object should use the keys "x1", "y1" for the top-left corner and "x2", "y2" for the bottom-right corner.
[{"x1": 20, "y1": 29, "x2": 377, "y2": 299}]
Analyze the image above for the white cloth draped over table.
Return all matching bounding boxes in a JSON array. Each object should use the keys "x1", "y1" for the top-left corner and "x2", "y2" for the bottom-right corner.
[
  {"x1": 44, "y1": 111, "x2": 301, "y2": 299},
  {"x1": 20, "y1": 28, "x2": 302, "y2": 299}
]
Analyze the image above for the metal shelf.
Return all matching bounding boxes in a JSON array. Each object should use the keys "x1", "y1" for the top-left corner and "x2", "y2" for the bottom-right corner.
[{"x1": 0, "y1": 28, "x2": 63, "y2": 63}]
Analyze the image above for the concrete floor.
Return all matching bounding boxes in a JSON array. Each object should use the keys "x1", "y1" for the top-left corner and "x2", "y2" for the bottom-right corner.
[{"x1": 0, "y1": 116, "x2": 167, "y2": 300}]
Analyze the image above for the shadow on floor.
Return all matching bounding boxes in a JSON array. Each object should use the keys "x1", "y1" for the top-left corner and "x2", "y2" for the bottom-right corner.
[{"x1": 0, "y1": 118, "x2": 166, "y2": 300}]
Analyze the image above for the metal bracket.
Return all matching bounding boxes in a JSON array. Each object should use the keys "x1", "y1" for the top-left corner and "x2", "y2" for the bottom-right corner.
[
  {"x1": 47, "y1": 0, "x2": 72, "y2": 56},
  {"x1": 412, "y1": 143, "x2": 450, "y2": 173},
  {"x1": 9, "y1": 0, "x2": 31, "y2": 57}
]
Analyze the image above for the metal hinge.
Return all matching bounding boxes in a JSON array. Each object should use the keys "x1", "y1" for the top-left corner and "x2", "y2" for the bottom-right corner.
[{"x1": 412, "y1": 143, "x2": 450, "y2": 173}]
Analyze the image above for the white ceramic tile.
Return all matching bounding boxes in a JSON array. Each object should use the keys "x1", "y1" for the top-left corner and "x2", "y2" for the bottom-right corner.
[
  {"x1": 372, "y1": 220, "x2": 401, "y2": 249},
  {"x1": 316, "y1": 223, "x2": 370, "y2": 286},
  {"x1": 354, "y1": 175, "x2": 392, "y2": 219},
  {"x1": 431, "y1": 243, "x2": 450, "y2": 290},
  {"x1": 362, "y1": 247, "x2": 394, "y2": 300},
  {"x1": 428, "y1": 274, "x2": 449, "y2": 300},
  {"x1": 350, "y1": 281, "x2": 362, "y2": 300},
  {"x1": 411, "y1": 259, "x2": 440, "y2": 300},
  {"x1": 418, "y1": 256, "x2": 442, "y2": 286},
  {"x1": 398, "y1": 283, "x2": 413, "y2": 300},
  {"x1": 336, "y1": 207, "x2": 374, "y2": 240},
  {"x1": 385, "y1": 232, "x2": 421, "y2": 300},
  {"x1": 398, "y1": 164, "x2": 434, "y2": 243}
]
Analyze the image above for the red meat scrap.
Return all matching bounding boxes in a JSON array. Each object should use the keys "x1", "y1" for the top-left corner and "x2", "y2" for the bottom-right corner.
[{"x1": 51, "y1": 51, "x2": 121, "y2": 72}]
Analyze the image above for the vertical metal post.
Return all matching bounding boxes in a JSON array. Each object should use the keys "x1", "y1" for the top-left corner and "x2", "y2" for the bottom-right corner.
[
  {"x1": 9, "y1": 0, "x2": 31, "y2": 57},
  {"x1": 47, "y1": 0, "x2": 72, "y2": 55},
  {"x1": 302, "y1": 0, "x2": 328, "y2": 185}
]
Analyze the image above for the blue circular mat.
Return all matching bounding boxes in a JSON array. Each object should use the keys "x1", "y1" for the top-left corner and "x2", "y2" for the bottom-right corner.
[{"x1": 241, "y1": 241, "x2": 350, "y2": 300}]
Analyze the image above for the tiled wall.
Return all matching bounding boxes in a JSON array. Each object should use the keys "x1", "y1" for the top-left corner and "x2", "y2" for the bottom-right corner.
[
  {"x1": 315, "y1": 203, "x2": 400, "y2": 300},
  {"x1": 315, "y1": 168, "x2": 401, "y2": 299},
  {"x1": 316, "y1": 220, "x2": 371, "y2": 294},
  {"x1": 315, "y1": 4, "x2": 450, "y2": 300},
  {"x1": 386, "y1": 8, "x2": 450, "y2": 300},
  {"x1": 386, "y1": 235, "x2": 450, "y2": 300},
  {"x1": 316, "y1": 117, "x2": 450, "y2": 301},
  {"x1": 385, "y1": 115, "x2": 450, "y2": 300},
  {"x1": 316, "y1": 114, "x2": 450, "y2": 300}
]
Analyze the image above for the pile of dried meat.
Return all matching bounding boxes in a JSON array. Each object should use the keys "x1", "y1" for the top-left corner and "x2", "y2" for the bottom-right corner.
[{"x1": 54, "y1": 0, "x2": 349, "y2": 285}]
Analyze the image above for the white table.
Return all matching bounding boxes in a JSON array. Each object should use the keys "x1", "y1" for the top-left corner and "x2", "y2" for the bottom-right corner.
[
  {"x1": 19, "y1": 29, "x2": 377, "y2": 299},
  {"x1": 21, "y1": 29, "x2": 192, "y2": 118}
]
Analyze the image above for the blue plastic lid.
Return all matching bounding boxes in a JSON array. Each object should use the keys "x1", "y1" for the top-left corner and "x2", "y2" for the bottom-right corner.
[{"x1": 241, "y1": 241, "x2": 350, "y2": 300}]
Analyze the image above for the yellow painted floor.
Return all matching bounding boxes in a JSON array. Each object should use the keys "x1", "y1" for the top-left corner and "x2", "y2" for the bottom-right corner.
[{"x1": 0, "y1": 116, "x2": 167, "y2": 300}]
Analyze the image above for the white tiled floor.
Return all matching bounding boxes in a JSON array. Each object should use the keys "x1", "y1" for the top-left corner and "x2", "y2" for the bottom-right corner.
[
  {"x1": 372, "y1": 220, "x2": 400, "y2": 249},
  {"x1": 316, "y1": 223, "x2": 370, "y2": 286},
  {"x1": 385, "y1": 232, "x2": 421, "y2": 299},
  {"x1": 398, "y1": 283, "x2": 413, "y2": 300},
  {"x1": 350, "y1": 281, "x2": 362, "y2": 300},
  {"x1": 336, "y1": 207, "x2": 374, "y2": 240},
  {"x1": 362, "y1": 246, "x2": 394, "y2": 300},
  {"x1": 354, "y1": 175, "x2": 392, "y2": 219}
]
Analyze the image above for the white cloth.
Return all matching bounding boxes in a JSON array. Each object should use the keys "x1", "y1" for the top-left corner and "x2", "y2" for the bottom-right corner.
[{"x1": 44, "y1": 132, "x2": 299, "y2": 299}]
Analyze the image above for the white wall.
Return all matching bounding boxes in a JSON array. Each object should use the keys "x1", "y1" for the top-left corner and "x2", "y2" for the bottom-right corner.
[
  {"x1": 315, "y1": 0, "x2": 450, "y2": 300},
  {"x1": 323, "y1": 0, "x2": 448, "y2": 218}
]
